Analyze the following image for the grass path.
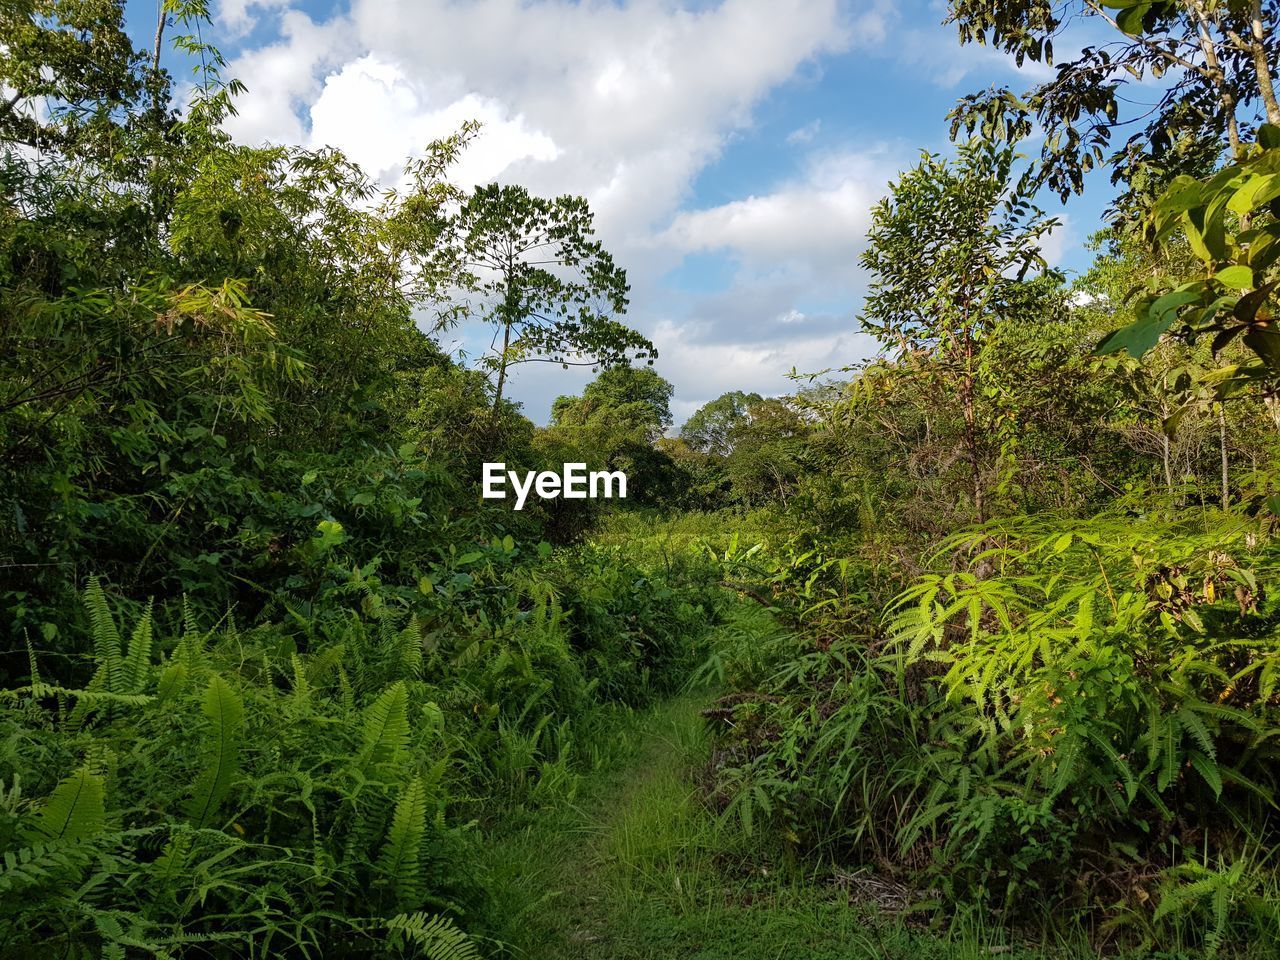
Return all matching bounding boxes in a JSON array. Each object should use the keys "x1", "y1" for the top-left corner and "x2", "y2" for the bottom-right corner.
[{"x1": 480, "y1": 690, "x2": 1005, "y2": 960}]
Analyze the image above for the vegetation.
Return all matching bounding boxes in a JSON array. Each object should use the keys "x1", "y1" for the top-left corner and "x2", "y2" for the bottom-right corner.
[{"x1": 5, "y1": 1, "x2": 1280, "y2": 958}]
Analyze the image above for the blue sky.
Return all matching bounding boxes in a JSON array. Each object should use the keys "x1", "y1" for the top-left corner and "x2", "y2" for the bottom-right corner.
[{"x1": 133, "y1": 0, "x2": 1118, "y2": 424}]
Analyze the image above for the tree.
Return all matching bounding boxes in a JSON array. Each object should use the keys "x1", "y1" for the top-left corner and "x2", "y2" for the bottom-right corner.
[
  {"x1": 680, "y1": 391, "x2": 762, "y2": 455},
  {"x1": 0, "y1": 0, "x2": 147, "y2": 157},
  {"x1": 725, "y1": 397, "x2": 808, "y2": 507},
  {"x1": 948, "y1": 0, "x2": 1280, "y2": 205},
  {"x1": 435, "y1": 183, "x2": 655, "y2": 412},
  {"x1": 1095, "y1": 130, "x2": 1280, "y2": 422},
  {"x1": 859, "y1": 140, "x2": 1062, "y2": 522},
  {"x1": 551, "y1": 364, "x2": 673, "y2": 440},
  {"x1": 540, "y1": 367, "x2": 678, "y2": 508}
]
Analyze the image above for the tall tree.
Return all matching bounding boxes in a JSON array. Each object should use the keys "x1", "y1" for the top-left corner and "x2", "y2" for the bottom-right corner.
[
  {"x1": 860, "y1": 140, "x2": 1062, "y2": 522},
  {"x1": 551, "y1": 365, "x2": 673, "y2": 440},
  {"x1": 681, "y1": 390, "x2": 762, "y2": 455},
  {"x1": 435, "y1": 183, "x2": 655, "y2": 412}
]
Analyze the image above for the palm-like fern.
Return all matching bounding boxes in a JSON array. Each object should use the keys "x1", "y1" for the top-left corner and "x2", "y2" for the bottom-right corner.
[
  {"x1": 384, "y1": 912, "x2": 480, "y2": 960},
  {"x1": 123, "y1": 600, "x2": 154, "y2": 694},
  {"x1": 185, "y1": 675, "x2": 245, "y2": 828},
  {"x1": 84, "y1": 576, "x2": 124, "y2": 697},
  {"x1": 73, "y1": 580, "x2": 158, "y2": 725},
  {"x1": 377, "y1": 776, "x2": 429, "y2": 909},
  {"x1": 358, "y1": 681, "x2": 409, "y2": 772},
  {"x1": 397, "y1": 616, "x2": 424, "y2": 680},
  {"x1": 26, "y1": 766, "x2": 106, "y2": 842}
]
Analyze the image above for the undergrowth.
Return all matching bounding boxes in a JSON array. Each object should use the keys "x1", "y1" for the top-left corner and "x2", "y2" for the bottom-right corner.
[{"x1": 701, "y1": 504, "x2": 1280, "y2": 956}]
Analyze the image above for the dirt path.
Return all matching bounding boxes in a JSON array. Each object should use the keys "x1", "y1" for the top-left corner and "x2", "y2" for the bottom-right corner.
[{"x1": 482, "y1": 690, "x2": 901, "y2": 960}]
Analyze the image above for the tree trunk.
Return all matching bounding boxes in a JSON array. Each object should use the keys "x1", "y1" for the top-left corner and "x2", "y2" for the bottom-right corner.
[
  {"x1": 1249, "y1": 0, "x2": 1280, "y2": 125},
  {"x1": 491, "y1": 320, "x2": 511, "y2": 416},
  {"x1": 1189, "y1": 3, "x2": 1244, "y2": 157},
  {"x1": 492, "y1": 251, "x2": 517, "y2": 417},
  {"x1": 962, "y1": 331, "x2": 984, "y2": 523},
  {"x1": 1218, "y1": 402, "x2": 1229, "y2": 509},
  {"x1": 1161, "y1": 401, "x2": 1175, "y2": 494}
]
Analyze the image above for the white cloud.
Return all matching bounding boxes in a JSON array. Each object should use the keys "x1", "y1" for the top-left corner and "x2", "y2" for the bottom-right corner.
[
  {"x1": 786, "y1": 119, "x2": 821, "y2": 145},
  {"x1": 216, "y1": 0, "x2": 292, "y2": 36},
  {"x1": 648, "y1": 318, "x2": 874, "y2": 420},
  {"x1": 307, "y1": 56, "x2": 559, "y2": 185},
  {"x1": 221, "y1": 11, "x2": 355, "y2": 145},
  {"x1": 214, "y1": 0, "x2": 1076, "y2": 422},
  {"x1": 661, "y1": 145, "x2": 899, "y2": 294},
  {"x1": 224, "y1": 0, "x2": 860, "y2": 233}
]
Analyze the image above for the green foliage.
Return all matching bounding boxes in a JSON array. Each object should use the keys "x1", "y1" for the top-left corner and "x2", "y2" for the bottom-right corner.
[
  {"x1": 185, "y1": 675, "x2": 244, "y2": 828},
  {"x1": 681, "y1": 390, "x2": 762, "y2": 456},
  {"x1": 947, "y1": 0, "x2": 1279, "y2": 206},
  {"x1": 27, "y1": 767, "x2": 105, "y2": 844},
  {"x1": 429, "y1": 182, "x2": 656, "y2": 409},
  {"x1": 1099, "y1": 132, "x2": 1280, "y2": 393},
  {"x1": 703, "y1": 503, "x2": 1280, "y2": 951}
]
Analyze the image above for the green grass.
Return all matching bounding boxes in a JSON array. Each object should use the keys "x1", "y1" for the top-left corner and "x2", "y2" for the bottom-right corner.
[{"x1": 479, "y1": 679, "x2": 1107, "y2": 960}]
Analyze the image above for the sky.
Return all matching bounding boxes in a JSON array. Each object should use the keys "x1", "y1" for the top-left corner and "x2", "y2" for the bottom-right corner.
[{"x1": 132, "y1": 0, "x2": 1117, "y2": 425}]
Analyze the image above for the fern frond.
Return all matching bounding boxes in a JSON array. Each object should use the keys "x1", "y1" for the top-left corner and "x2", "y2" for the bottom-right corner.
[
  {"x1": 24, "y1": 631, "x2": 40, "y2": 688},
  {"x1": 155, "y1": 662, "x2": 188, "y2": 703},
  {"x1": 290, "y1": 653, "x2": 312, "y2": 711},
  {"x1": 124, "y1": 599, "x2": 154, "y2": 693},
  {"x1": 0, "y1": 839, "x2": 97, "y2": 894},
  {"x1": 358, "y1": 682, "x2": 409, "y2": 771},
  {"x1": 185, "y1": 675, "x2": 245, "y2": 828},
  {"x1": 1, "y1": 683, "x2": 154, "y2": 707},
  {"x1": 305, "y1": 642, "x2": 346, "y2": 688},
  {"x1": 176, "y1": 597, "x2": 212, "y2": 673},
  {"x1": 338, "y1": 665, "x2": 355, "y2": 713},
  {"x1": 398, "y1": 616, "x2": 424, "y2": 680},
  {"x1": 377, "y1": 776, "x2": 428, "y2": 909},
  {"x1": 385, "y1": 912, "x2": 479, "y2": 960},
  {"x1": 84, "y1": 576, "x2": 124, "y2": 695},
  {"x1": 27, "y1": 766, "x2": 105, "y2": 843}
]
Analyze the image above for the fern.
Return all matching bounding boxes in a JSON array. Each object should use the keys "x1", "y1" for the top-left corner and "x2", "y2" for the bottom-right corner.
[
  {"x1": 358, "y1": 681, "x2": 409, "y2": 772},
  {"x1": 1, "y1": 683, "x2": 154, "y2": 707},
  {"x1": 385, "y1": 912, "x2": 479, "y2": 960},
  {"x1": 124, "y1": 599, "x2": 154, "y2": 693},
  {"x1": 398, "y1": 616, "x2": 424, "y2": 680},
  {"x1": 26, "y1": 766, "x2": 105, "y2": 843},
  {"x1": 154, "y1": 662, "x2": 188, "y2": 703},
  {"x1": 290, "y1": 653, "x2": 312, "y2": 712},
  {"x1": 0, "y1": 839, "x2": 97, "y2": 894},
  {"x1": 185, "y1": 675, "x2": 245, "y2": 828},
  {"x1": 84, "y1": 576, "x2": 124, "y2": 696},
  {"x1": 377, "y1": 776, "x2": 429, "y2": 909}
]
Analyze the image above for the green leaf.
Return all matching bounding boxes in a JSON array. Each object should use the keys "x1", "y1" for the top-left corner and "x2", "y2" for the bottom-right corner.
[
  {"x1": 27, "y1": 768, "x2": 105, "y2": 843},
  {"x1": 1096, "y1": 312, "x2": 1179, "y2": 358},
  {"x1": 1214, "y1": 265, "x2": 1254, "y2": 289},
  {"x1": 186, "y1": 675, "x2": 245, "y2": 828},
  {"x1": 1228, "y1": 173, "x2": 1280, "y2": 215},
  {"x1": 1115, "y1": 2, "x2": 1151, "y2": 36}
]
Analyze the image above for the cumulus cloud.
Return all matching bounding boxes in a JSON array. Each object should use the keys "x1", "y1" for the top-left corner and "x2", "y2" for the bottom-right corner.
[
  {"x1": 213, "y1": 0, "x2": 1071, "y2": 422},
  {"x1": 222, "y1": 1, "x2": 870, "y2": 235},
  {"x1": 661, "y1": 144, "x2": 900, "y2": 298},
  {"x1": 220, "y1": 10, "x2": 356, "y2": 145},
  {"x1": 216, "y1": 0, "x2": 292, "y2": 36},
  {"x1": 307, "y1": 56, "x2": 559, "y2": 185}
]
